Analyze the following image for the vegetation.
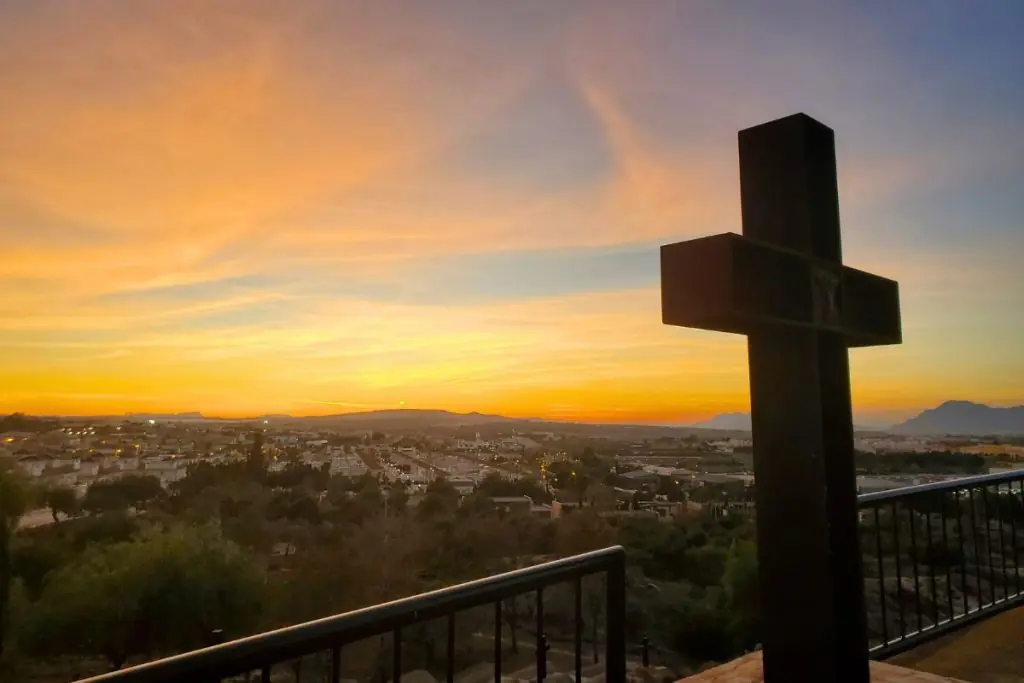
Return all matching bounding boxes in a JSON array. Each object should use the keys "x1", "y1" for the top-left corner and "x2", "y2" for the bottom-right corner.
[
  {"x1": 40, "y1": 486, "x2": 78, "y2": 525},
  {"x1": 0, "y1": 448, "x2": 767, "y2": 680},
  {"x1": 3, "y1": 435, "x2": 1012, "y2": 681},
  {"x1": 1, "y1": 462, "x2": 34, "y2": 659},
  {"x1": 24, "y1": 525, "x2": 263, "y2": 670}
]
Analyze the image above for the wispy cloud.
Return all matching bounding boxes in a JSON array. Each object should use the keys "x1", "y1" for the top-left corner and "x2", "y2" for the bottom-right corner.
[{"x1": 0, "y1": 1, "x2": 1021, "y2": 419}]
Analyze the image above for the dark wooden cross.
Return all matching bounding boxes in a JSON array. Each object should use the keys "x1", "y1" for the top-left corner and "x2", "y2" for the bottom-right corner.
[{"x1": 660, "y1": 113, "x2": 902, "y2": 683}]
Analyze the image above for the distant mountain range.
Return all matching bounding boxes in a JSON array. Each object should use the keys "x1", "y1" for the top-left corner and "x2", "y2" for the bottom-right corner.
[
  {"x1": 297, "y1": 409, "x2": 519, "y2": 428},
  {"x1": 124, "y1": 412, "x2": 206, "y2": 420},
  {"x1": 691, "y1": 401, "x2": 1024, "y2": 436},
  {"x1": 889, "y1": 401, "x2": 1024, "y2": 436},
  {"x1": 111, "y1": 409, "x2": 518, "y2": 428},
  {"x1": 39, "y1": 400, "x2": 1024, "y2": 437},
  {"x1": 46, "y1": 409, "x2": 729, "y2": 440}
]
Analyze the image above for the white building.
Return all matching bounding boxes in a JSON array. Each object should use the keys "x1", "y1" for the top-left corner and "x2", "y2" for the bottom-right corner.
[
  {"x1": 42, "y1": 472, "x2": 78, "y2": 487},
  {"x1": 18, "y1": 456, "x2": 47, "y2": 477},
  {"x1": 329, "y1": 455, "x2": 368, "y2": 478},
  {"x1": 154, "y1": 469, "x2": 186, "y2": 486},
  {"x1": 144, "y1": 458, "x2": 180, "y2": 472},
  {"x1": 118, "y1": 457, "x2": 140, "y2": 471},
  {"x1": 78, "y1": 461, "x2": 101, "y2": 477}
]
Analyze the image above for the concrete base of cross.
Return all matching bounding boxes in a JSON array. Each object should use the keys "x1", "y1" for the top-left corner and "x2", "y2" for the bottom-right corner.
[{"x1": 675, "y1": 652, "x2": 970, "y2": 683}]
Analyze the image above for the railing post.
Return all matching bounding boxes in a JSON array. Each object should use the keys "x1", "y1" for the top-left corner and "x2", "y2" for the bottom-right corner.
[
  {"x1": 605, "y1": 550, "x2": 626, "y2": 683},
  {"x1": 538, "y1": 633, "x2": 548, "y2": 683}
]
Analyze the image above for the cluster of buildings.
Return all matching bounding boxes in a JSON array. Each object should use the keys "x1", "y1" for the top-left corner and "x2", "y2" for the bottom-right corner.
[
  {"x1": 1, "y1": 425, "x2": 199, "y2": 493},
  {"x1": 0, "y1": 422, "x2": 536, "y2": 500},
  {"x1": 5, "y1": 418, "x2": 1018, "y2": 528},
  {"x1": 852, "y1": 434, "x2": 1024, "y2": 455}
]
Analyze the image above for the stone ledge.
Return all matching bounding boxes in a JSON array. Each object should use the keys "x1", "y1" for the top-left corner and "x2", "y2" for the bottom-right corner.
[{"x1": 676, "y1": 652, "x2": 970, "y2": 682}]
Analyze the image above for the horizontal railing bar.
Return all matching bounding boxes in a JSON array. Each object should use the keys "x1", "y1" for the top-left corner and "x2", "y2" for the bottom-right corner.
[
  {"x1": 77, "y1": 546, "x2": 627, "y2": 683},
  {"x1": 857, "y1": 470, "x2": 1024, "y2": 505}
]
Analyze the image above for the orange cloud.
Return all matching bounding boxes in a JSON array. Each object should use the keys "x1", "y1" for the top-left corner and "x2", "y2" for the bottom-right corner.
[{"x1": 0, "y1": 1, "x2": 1020, "y2": 421}]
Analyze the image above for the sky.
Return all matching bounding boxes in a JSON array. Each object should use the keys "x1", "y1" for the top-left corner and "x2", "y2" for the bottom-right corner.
[{"x1": 1, "y1": 1, "x2": 1022, "y2": 426}]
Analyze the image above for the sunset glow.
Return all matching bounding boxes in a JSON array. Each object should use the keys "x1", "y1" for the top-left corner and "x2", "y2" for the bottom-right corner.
[{"x1": 2, "y1": 1, "x2": 1021, "y2": 425}]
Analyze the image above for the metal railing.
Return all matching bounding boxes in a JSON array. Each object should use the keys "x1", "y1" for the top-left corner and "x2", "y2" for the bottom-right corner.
[
  {"x1": 71, "y1": 470, "x2": 1024, "y2": 681},
  {"x1": 859, "y1": 470, "x2": 1024, "y2": 659},
  {"x1": 77, "y1": 546, "x2": 627, "y2": 683}
]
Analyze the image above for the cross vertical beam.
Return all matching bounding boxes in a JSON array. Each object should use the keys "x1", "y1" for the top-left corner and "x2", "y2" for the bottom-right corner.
[
  {"x1": 739, "y1": 115, "x2": 869, "y2": 683},
  {"x1": 661, "y1": 113, "x2": 900, "y2": 683}
]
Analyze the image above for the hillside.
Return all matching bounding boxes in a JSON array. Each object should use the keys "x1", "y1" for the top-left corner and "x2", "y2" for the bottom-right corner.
[
  {"x1": 293, "y1": 409, "x2": 518, "y2": 429},
  {"x1": 691, "y1": 412, "x2": 883, "y2": 434},
  {"x1": 691, "y1": 412, "x2": 751, "y2": 431},
  {"x1": 284, "y1": 410, "x2": 730, "y2": 439},
  {"x1": 890, "y1": 401, "x2": 1024, "y2": 436}
]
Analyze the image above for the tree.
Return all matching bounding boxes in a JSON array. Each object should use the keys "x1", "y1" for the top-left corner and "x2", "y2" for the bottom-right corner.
[
  {"x1": 26, "y1": 525, "x2": 264, "y2": 670},
  {"x1": 387, "y1": 485, "x2": 409, "y2": 517},
  {"x1": 416, "y1": 478, "x2": 460, "y2": 520},
  {"x1": 10, "y1": 538, "x2": 68, "y2": 600},
  {"x1": 267, "y1": 490, "x2": 321, "y2": 525},
  {"x1": 43, "y1": 485, "x2": 79, "y2": 524},
  {"x1": 170, "y1": 461, "x2": 247, "y2": 504},
  {"x1": 552, "y1": 510, "x2": 617, "y2": 663},
  {"x1": 247, "y1": 431, "x2": 266, "y2": 477},
  {"x1": 82, "y1": 475, "x2": 163, "y2": 514},
  {"x1": 0, "y1": 463, "x2": 33, "y2": 659},
  {"x1": 264, "y1": 463, "x2": 328, "y2": 491},
  {"x1": 721, "y1": 540, "x2": 759, "y2": 649},
  {"x1": 0, "y1": 413, "x2": 59, "y2": 433},
  {"x1": 68, "y1": 511, "x2": 141, "y2": 551}
]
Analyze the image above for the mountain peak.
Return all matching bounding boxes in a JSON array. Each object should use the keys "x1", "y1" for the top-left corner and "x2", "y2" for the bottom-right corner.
[
  {"x1": 891, "y1": 401, "x2": 1024, "y2": 436},
  {"x1": 936, "y1": 400, "x2": 983, "y2": 409}
]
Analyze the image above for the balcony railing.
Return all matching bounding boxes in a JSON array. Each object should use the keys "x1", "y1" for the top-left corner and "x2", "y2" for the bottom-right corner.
[
  {"x1": 77, "y1": 546, "x2": 627, "y2": 683},
  {"x1": 860, "y1": 469, "x2": 1024, "y2": 659},
  {"x1": 75, "y1": 470, "x2": 1024, "y2": 682}
]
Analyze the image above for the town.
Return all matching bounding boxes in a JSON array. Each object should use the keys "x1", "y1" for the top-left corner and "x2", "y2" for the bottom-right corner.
[{"x1": 5, "y1": 411, "x2": 1022, "y2": 531}]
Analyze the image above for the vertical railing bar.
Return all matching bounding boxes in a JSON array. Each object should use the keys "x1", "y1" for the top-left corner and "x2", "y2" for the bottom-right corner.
[
  {"x1": 925, "y1": 501, "x2": 938, "y2": 627},
  {"x1": 574, "y1": 576, "x2": 583, "y2": 683},
  {"x1": 606, "y1": 552, "x2": 627, "y2": 683},
  {"x1": 536, "y1": 588, "x2": 546, "y2": 683},
  {"x1": 295, "y1": 657, "x2": 302, "y2": 683},
  {"x1": 892, "y1": 501, "x2": 906, "y2": 638},
  {"x1": 940, "y1": 492, "x2": 954, "y2": 621},
  {"x1": 873, "y1": 504, "x2": 889, "y2": 645},
  {"x1": 331, "y1": 646, "x2": 342, "y2": 683},
  {"x1": 1011, "y1": 481, "x2": 1019, "y2": 598},
  {"x1": 261, "y1": 666, "x2": 271, "y2": 683},
  {"x1": 494, "y1": 602, "x2": 502, "y2": 683},
  {"x1": 393, "y1": 627, "x2": 402, "y2": 683},
  {"x1": 909, "y1": 500, "x2": 922, "y2": 633},
  {"x1": 969, "y1": 487, "x2": 983, "y2": 608},
  {"x1": 957, "y1": 490, "x2": 970, "y2": 615},
  {"x1": 447, "y1": 613, "x2": 456, "y2": 683},
  {"x1": 997, "y1": 482, "x2": 1008, "y2": 602},
  {"x1": 981, "y1": 486, "x2": 997, "y2": 606}
]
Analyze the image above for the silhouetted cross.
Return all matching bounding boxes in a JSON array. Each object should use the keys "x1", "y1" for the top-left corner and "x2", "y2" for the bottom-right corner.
[{"x1": 660, "y1": 113, "x2": 902, "y2": 683}]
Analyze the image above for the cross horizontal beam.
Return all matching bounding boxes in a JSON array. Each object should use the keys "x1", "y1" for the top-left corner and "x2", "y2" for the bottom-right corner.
[{"x1": 661, "y1": 232, "x2": 901, "y2": 347}]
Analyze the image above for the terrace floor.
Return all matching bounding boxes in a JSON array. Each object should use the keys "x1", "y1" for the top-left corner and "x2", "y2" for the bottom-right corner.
[
  {"x1": 888, "y1": 605, "x2": 1024, "y2": 683},
  {"x1": 677, "y1": 652, "x2": 968, "y2": 682},
  {"x1": 678, "y1": 606, "x2": 1024, "y2": 683}
]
